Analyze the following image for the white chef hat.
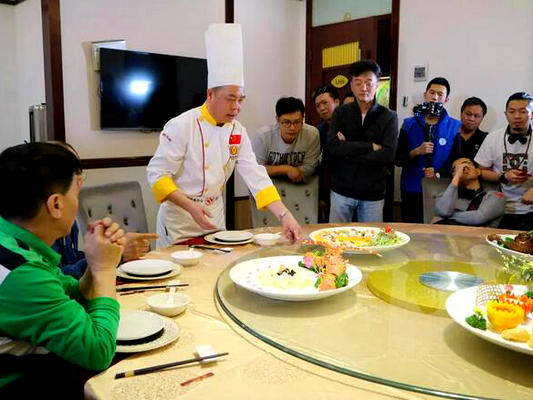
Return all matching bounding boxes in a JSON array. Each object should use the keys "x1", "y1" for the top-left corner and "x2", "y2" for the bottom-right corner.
[{"x1": 205, "y1": 23, "x2": 244, "y2": 89}]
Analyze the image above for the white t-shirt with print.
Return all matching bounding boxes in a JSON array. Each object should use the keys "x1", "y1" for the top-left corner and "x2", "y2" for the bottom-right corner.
[{"x1": 475, "y1": 127, "x2": 533, "y2": 214}]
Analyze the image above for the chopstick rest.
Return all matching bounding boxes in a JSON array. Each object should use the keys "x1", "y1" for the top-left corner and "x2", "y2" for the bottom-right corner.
[
  {"x1": 114, "y1": 352, "x2": 228, "y2": 379},
  {"x1": 195, "y1": 345, "x2": 221, "y2": 364}
]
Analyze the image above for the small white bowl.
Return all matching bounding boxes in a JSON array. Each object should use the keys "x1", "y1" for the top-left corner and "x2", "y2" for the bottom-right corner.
[
  {"x1": 171, "y1": 250, "x2": 202, "y2": 266},
  {"x1": 253, "y1": 233, "x2": 281, "y2": 246},
  {"x1": 147, "y1": 292, "x2": 190, "y2": 317}
]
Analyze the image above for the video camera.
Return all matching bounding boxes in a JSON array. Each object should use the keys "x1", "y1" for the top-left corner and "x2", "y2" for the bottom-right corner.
[{"x1": 413, "y1": 102, "x2": 444, "y2": 118}]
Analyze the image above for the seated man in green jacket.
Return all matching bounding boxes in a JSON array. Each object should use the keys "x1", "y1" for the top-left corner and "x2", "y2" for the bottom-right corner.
[{"x1": 0, "y1": 142, "x2": 124, "y2": 397}]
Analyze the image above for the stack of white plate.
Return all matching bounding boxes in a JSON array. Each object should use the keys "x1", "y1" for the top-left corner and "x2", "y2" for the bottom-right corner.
[
  {"x1": 205, "y1": 230, "x2": 254, "y2": 245},
  {"x1": 117, "y1": 259, "x2": 181, "y2": 281},
  {"x1": 116, "y1": 310, "x2": 181, "y2": 353}
]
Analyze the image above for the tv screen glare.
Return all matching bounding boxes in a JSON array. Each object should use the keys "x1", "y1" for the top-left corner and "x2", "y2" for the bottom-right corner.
[{"x1": 100, "y1": 48, "x2": 207, "y2": 130}]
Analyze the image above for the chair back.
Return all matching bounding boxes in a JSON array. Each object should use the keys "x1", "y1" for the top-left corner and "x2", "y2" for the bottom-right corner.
[
  {"x1": 78, "y1": 181, "x2": 148, "y2": 233},
  {"x1": 250, "y1": 175, "x2": 319, "y2": 227},
  {"x1": 422, "y1": 177, "x2": 501, "y2": 223}
]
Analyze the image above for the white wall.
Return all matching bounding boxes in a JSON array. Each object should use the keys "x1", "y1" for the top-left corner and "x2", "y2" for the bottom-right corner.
[
  {"x1": 396, "y1": 0, "x2": 533, "y2": 132},
  {"x1": 235, "y1": 0, "x2": 306, "y2": 196},
  {"x1": 59, "y1": 0, "x2": 225, "y2": 233},
  {"x1": 0, "y1": 0, "x2": 45, "y2": 152},
  {"x1": 0, "y1": 5, "x2": 19, "y2": 151},
  {"x1": 14, "y1": 0, "x2": 46, "y2": 142},
  {"x1": 60, "y1": 0, "x2": 224, "y2": 160}
]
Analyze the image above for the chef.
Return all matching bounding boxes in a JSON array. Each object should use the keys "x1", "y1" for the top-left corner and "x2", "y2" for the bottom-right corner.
[{"x1": 147, "y1": 23, "x2": 302, "y2": 247}]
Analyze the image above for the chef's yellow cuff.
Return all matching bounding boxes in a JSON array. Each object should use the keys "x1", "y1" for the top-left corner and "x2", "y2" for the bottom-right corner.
[
  {"x1": 152, "y1": 176, "x2": 178, "y2": 203},
  {"x1": 255, "y1": 185, "x2": 281, "y2": 209}
]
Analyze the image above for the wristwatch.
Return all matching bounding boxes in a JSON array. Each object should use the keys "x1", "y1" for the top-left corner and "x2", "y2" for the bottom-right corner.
[{"x1": 499, "y1": 172, "x2": 509, "y2": 184}]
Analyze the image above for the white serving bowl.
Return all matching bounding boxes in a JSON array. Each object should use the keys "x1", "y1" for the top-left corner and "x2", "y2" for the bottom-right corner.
[
  {"x1": 253, "y1": 233, "x2": 281, "y2": 246},
  {"x1": 171, "y1": 250, "x2": 202, "y2": 266},
  {"x1": 147, "y1": 292, "x2": 191, "y2": 317}
]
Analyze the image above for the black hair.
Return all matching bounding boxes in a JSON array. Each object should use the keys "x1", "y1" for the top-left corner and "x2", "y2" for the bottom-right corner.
[
  {"x1": 461, "y1": 97, "x2": 487, "y2": 116},
  {"x1": 505, "y1": 92, "x2": 533, "y2": 110},
  {"x1": 312, "y1": 85, "x2": 340, "y2": 102},
  {"x1": 426, "y1": 77, "x2": 451, "y2": 97},
  {"x1": 275, "y1": 97, "x2": 305, "y2": 117},
  {"x1": 348, "y1": 60, "x2": 381, "y2": 80},
  {"x1": 0, "y1": 142, "x2": 82, "y2": 220}
]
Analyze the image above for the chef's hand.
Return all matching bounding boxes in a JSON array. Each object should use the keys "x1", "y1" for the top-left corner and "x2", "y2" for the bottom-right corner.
[
  {"x1": 281, "y1": 211, "x2": 302, "y2": 243},
  {"x1": 187, "y1": 202, "x2": 217, "y2": 230},
  {"x1": 123, "y1": 232, "x2": 159, "y2": 261}
]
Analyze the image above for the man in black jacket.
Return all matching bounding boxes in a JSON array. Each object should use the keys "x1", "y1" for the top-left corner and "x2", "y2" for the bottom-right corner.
[{"x1": 327, "y1": 60, "x2": 398, "y2": 222}]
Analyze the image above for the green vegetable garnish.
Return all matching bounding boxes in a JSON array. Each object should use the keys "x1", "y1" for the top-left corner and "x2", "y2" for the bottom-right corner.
[
  {"x1": 313, "y1": 250, "x2": 324, "y2": 257},
  {"x1": 298, "y1": 261, "x2": 305, "y2": 268},
  {"x1": 335, "y1": 272, "x2": 349, "y2": 288},
  {"x1": 314, "y1": 277, "x2": 322, "y2": 288},
  {"x1": 465, "y1": 311, "x2": 487, "y2": 330},
  {"x1": 525, "y1": 291, "x2": 533, "y2": 299}
]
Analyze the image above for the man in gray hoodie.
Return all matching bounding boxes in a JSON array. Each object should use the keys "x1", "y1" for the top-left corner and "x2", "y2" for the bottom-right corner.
[{"x1": 434, "y1": 157, "x2": 505, "y2": 226}]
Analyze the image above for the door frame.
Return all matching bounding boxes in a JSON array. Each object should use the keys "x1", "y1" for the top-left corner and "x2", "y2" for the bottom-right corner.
[{"x1": 305, "y1": 0, "x2": 399, "y2": 112}]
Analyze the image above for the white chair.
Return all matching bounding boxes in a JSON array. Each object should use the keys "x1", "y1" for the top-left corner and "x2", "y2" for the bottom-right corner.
[
  {"x1": 250, "y1": 175, "x2": 319, "y2": 227},
  {"x1": 77, "y1": 181, "x2": 148, "y2": 234}
]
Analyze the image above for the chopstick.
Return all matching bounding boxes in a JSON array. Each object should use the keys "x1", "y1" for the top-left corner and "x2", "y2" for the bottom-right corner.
[
  {"x1": 117, "y1": 283, "x2": 189, "y2": 292},
  {"x1": 189, "y1": 245, "x2": 232, "y2": 253},
  {"x1": 115, "y1": 352, "x2": 229, "y2": 379}
]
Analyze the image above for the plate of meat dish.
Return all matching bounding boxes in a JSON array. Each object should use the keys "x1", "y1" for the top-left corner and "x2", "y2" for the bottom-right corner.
[{"x1": 486, "y1": 232, "x2": 533, "y2": 261}]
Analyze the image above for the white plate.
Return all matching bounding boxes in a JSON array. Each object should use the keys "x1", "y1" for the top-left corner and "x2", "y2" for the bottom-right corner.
[
  {"x1": 205, "y1": 232, "x2": 253, "y2": 245},
  {"x1": 486, "y1": 234, "x2": 533, "y2": 261},
  {"x1": 117, "y1": 264, "x2": 182, "y2": 281},
  {"x1": 446, "y1": 284, "x2": 533, "y2": 356},
  {"x1": 116, "y1": 317, "x2": 180, "y2": 353},
  {"x1": 229, "y1": 255, "x2": 362, "y2": 301},
  {"x1": 117, "y1": 310, "x2": 165, "y2": 342},
  {"x1": 213, "y1": 230, "x2": 253, "y2": 242},
  {"x1": 120, "y1": 259, "x2": 175, "y2": 276},
  {"x1": 309, "y1": 226, "x2": 410, "y2": 254}
]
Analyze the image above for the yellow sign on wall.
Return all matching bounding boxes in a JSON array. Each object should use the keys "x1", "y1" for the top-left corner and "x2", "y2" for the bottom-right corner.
[
  {"x1": 322, "y1": 41, "x2": 359, "y2": 69},
  {"x1": 331, "y1": 75, "x2": 349, "y2": 88}
]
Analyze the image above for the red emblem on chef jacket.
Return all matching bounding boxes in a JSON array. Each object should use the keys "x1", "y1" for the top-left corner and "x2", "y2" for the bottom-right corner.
[{"x1": 229, "y1": 134, "x2": 241, "y2": 144}]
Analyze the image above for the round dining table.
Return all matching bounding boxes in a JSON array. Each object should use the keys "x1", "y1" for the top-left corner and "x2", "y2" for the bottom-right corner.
[{"x1": 84, "y1": 223, "x2": 533, "y2": 400}]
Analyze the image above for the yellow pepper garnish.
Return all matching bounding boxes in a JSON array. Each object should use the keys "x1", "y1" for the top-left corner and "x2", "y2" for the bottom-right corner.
[{"x1": 486, "y1": 301, "x2": 524, "y2": 332}]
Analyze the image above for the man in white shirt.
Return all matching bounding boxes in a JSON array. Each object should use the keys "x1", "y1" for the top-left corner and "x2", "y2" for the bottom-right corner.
[{"x1": 474, "y1": 92, "x2": 533, "y2": 230}]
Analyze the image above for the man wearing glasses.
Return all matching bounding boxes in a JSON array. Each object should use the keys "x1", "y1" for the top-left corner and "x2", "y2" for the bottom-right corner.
[
  {"x1": 327, "y1": 60, "x2": 398, "y2": 223},
  {"x1": 252, "y1": 97, "x2": 320, "y2": 183}
]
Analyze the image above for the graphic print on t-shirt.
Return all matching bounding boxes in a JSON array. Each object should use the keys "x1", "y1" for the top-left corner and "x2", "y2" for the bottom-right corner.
[
  {"x1": 267, "y1": 151, "x2": 306, "y2": 166},
  {"x1": 502, "y1": 152, "x2": 528, "y2": 172}
]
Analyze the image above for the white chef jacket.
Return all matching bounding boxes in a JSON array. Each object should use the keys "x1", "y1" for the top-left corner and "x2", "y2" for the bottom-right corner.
[{"x1": 147, "y1": 103, "x2": 280, "y2": 246}]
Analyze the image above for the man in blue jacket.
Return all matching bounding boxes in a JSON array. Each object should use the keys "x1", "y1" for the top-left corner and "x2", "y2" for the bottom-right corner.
[{"x1": 395, "y1": 77, "x2": 461, "y2": 223}]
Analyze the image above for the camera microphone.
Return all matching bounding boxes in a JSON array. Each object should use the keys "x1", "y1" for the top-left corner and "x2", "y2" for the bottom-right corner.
[{"x1": 424, "y1": 124, "x2": 435, "y2": 168}]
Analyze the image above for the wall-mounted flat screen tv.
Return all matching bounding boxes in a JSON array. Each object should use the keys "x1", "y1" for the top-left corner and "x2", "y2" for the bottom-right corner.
[{"x1": 100, "y1": 48, "x2": 207, "y2": 130}]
